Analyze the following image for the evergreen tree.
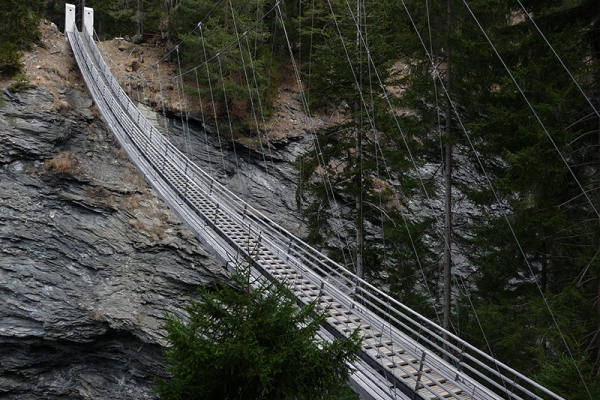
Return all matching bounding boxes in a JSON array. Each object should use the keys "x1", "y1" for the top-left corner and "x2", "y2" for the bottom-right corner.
[
  {"x1": 169, "y1": 0, "x2": 278, "y2": 130},
  {"x1": 0, "y1": 0, "x2": 43, "y2": 75},
  {"x1": 86, "y1": 0, "x2": 165, "y2": 39},
  {"x1": 294, "y1": 0, "x2": 438, "y2": 301},
  {"x1": 399, "y1": 0, "x2": 600, "y2": 391},
  {"x1": 156, "y1": 260, "x2": 360, "y2": 400},
  {"x1": 461, "y1": 3, "x2": 600, "y2": 383},
  {"x1": 535, "y1": 355, "x2": 600, "y2": 399}
]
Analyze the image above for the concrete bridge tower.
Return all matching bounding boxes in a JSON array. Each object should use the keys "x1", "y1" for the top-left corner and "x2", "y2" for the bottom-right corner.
[{"x1": 65, "y1": 4, "x2": 75, "y2": 33}]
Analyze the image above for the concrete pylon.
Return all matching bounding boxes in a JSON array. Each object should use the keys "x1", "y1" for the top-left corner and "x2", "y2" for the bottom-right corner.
[
  {"x1": 65, "y1": 4, "x2": 76, "y2": 33},
  {"x1": 84, "y1": 7, "x2": 94, "y2": 37}
]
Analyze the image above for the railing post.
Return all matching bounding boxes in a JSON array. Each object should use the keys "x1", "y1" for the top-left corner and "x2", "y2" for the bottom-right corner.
[
  {"x1": 162, "y1": 143, "x2": 169, "y2": 170},
  {"x1": 455, "y1": 342, "x2": 466, "y2": 381},
  {"x1": 286, "y1": 238, "x2": 293, "y2": 261},
  {"x1": 412, "y1": 351, "x2": 427, "y2": 399},
  {"x1": 183, "y1": 160, "x2": 190, "y2": 195},
  {"x1": 144, "y1": 130, "x2": 150, "y2": 153}
]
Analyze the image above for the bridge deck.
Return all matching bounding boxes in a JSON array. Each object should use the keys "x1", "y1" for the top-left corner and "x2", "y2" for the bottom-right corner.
[{"x1": 66, "y1": 21, "x2": 564, "y2": 400}]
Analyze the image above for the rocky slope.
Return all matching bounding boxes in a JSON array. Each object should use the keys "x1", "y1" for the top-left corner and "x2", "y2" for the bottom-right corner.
[{"x1": 0, "y1": 83, "x2": 227, "y2": 398}]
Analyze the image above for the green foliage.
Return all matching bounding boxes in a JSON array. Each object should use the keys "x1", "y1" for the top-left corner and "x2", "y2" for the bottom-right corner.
[
  {"x1": 381, "y1": 213, "x2": 437, "y2": 317},
  {"x1": 147, "y1": 0, "x2": 600, "y2": 394},
  {"x1": 393, "y1": 0, "x2": 600, "y2": 385},
  {"x1": 292, "y1": 0, "x2": 439, "y2": 287},
  {"x1": 170, "y1": 0, "x2": 278, "y2": 131},
  {"x1": 534, "y1": 355, "x2": 600, "y2": 400},
  {"x1": 297, "y1": 0, "x2": 401, "y2": 113},
  {"x1": 463, "y1": 2, "x2": 600, "y2": 375},
  {"x1": 9, "y1": 73, "x2": 32, "y2": 92},
  {"x1": 0, "y1": 42, "x2": 22, "y2": 76},
  {"x1": 157, "y1": 260, "x2": 360, "y2": 400},
  {"x1": 82, "y1": 0, "x2": 165, "y2": 39},
  {"x1": 41, "y1": 0, "x2": 165, "y2": 39},
  {"x1": 0, "y1": 0, "x2": 42, "y2": 76},
  {"x1": 0, "y1": 0, "x2": 42, "y2": 48}
]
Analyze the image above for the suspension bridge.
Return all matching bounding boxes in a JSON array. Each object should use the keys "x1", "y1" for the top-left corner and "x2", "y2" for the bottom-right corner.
[{"x1": 64, "y1": 4, "x2": 566, "y2": 400}]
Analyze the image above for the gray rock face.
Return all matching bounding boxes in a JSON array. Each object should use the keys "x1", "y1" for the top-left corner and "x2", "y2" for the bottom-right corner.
[
  {"x1": 0, "y1": 87, "x2": 227, "y2": 399},
  {"x1": 156, "y1": 113, "x2": 310, "y2": 237}
]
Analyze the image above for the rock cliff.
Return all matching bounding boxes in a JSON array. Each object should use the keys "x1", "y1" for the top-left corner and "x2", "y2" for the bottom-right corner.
[{"x1": 0, "y1": 85, "x2": 227, "y2": 398}]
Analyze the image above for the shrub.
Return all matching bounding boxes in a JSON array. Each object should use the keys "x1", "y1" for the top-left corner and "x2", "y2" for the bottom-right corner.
[
  {"x1": 0, "y1": 42, "x2": 22, "y2": 76},
  {"x1": 44, "y1": 151, "x2": 80, "y2": 176},
  {"x1": 156, "y1": 259, "x2": 360, "y2": 400},
  {"x1": 9, "y1": 73, "x2": 32, "y2": 92}
]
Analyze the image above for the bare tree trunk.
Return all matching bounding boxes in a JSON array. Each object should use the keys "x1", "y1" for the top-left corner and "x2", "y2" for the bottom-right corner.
[
  {"x1": 137, "y1": 0, "x2": 143, "y2": 36},
  {"x1": 355, "y1": 0, "x2": 364, "y2": 280},
  {"x1": 596, "y1": 105, "x2": 600, "y2": 370},
  {"x1": 80, "y1": 0, "x2": 86, "y2": 30},
  {"x1": 443, "y1": 0, "x2": 453, "y2": 357},
  {"x1": 164, "y1": 0, "x2": 173, "y2": 47},
  {"x1": 356, "y1": 129, "x2": 364, "y2": 280},
  {"x1": 224, "y1": 0, "x2": 230, "y2": 33}
]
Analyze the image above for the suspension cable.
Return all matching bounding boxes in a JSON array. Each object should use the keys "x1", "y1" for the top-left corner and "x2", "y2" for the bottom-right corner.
[
  {"x1": 175, "y1": 46, "x2": 193, "y2": 155},
  {"x1": 194, "y1": 68, "x2": 213, "y2": 172},
  {"x1": 462, "y1": 0, "x2": 599, "y2": 220},
  {"x1": 275, "y1": 3, "x2": 356, "y2": 270},
  {"x1": 157, "y1": 63, "x2": 170, "y2": 138},
  {"x1": 216, "y1": 53, "x2": 239, "y2": 170},
  {"x1": 228, "y1": 0, "x2": 274, "y2": 174},
  {"x1": 337, "y1": 0, "x2": 446, "y2": 319},
  {"x1": 137, "y1": 0, "x2": 225, "y2": 75},
  {"x1": 138, "y1": 1, "x2": 283, "y2": 84},
  {"x1": 199, "y1": 24, "x2": 226, "y2": 172}
]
